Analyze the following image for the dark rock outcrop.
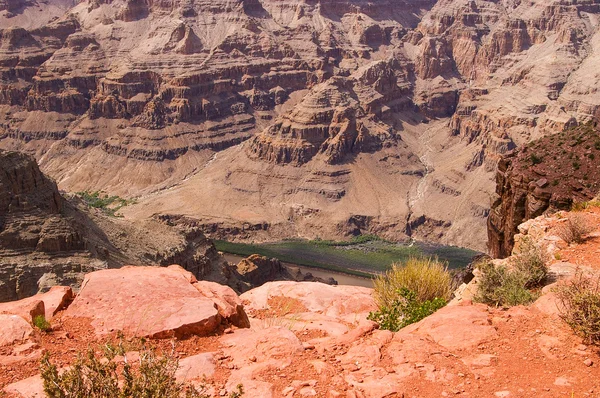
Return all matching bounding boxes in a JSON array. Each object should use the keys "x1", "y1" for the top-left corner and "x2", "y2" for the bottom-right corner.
[{"x1": 488, "y1": 122, "x2": 600, "y2": 258}]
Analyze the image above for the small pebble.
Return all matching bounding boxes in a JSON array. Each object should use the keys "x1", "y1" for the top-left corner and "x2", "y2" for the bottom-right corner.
[{"x1": 584, "y1": 358, "x2": 593, "y2": 367}]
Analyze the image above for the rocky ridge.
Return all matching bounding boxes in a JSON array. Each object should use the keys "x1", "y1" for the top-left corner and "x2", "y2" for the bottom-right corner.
[{"x1": 2, "y1": 208, "x2": 600, "y2": 397}]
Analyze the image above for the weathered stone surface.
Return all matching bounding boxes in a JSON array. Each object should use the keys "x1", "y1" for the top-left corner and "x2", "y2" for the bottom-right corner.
[
  {"x1": 63, "y1": 265, "x2": 225, "y2": 338},
  {"x1": 0, "y1": 298, "x2": 44, "y2": 323},
  {"x1": 241, "y1": 281, "x2": 377, "y2": 323},
  {"x1": 2, "y1": 374, "x2": 44, "y2": 398},
  {"x1": 235, "y1": 254, "x2": 287, "y2": 288},
  {"x1": 192, "y1": 281, "x2": 250, "y2": 328},
  {"x1": 175, "y1": 352, "x2": 216, "y2": 382},
  {"x1": 398, "y1": 303, "x2": 498, "y2": 351},
  {"x1": 0, "y1": 314, "x2": 33, "y2": 347},
  {"x1": 220, "y1": 326, "x2": 304, "y2": 367}
]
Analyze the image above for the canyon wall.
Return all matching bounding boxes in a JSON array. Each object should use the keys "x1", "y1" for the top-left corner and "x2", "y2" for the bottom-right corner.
[{"x1": 1, "y1": 0, "x2": 600, "y2": 249}]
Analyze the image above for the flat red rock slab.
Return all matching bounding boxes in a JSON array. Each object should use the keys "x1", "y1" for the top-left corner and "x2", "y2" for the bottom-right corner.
[
  {"x1": 0, "y1": 286, "x2": 72, "y2": 322},
  {"x1": 175, "y1": 352, "x2": 216, "y2": 382},
  {"x1": 0, "y1": 315, "x2": 33, "y2": 347},
  {"x1": 399, "y1": 303, "x2": 498, "y2": 351},
  {"x1": 63, "y1": 265, "x2": 220, "y2": 338}
]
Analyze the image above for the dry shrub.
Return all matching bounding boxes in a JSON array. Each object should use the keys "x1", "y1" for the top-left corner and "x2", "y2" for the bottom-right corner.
[
  {"x1": 556, "y1": 271, "x2": 600, "y2": 345},
  {"x1": 510, "y1": 237, "x2": 549, "y2": 288},
  {"x1": 474, "y1": 260, "x2": 535, "y2": 307},
  {"x1": 555, "y1": 214, "x2": 595, "y2": 244},
  {"x1": 373, "y1": 257, "x2": 453, "y2": 309},
  {"x1": 475, "y1": 239, "x2": 548, "y2": 307},
  {"x1": 40, "y1": 344, "x2": 244, "y2": 398}
]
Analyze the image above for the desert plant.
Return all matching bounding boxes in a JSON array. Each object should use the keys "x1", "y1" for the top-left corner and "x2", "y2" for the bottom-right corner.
[
  {"x1": 474, "y1": 243, "x2": 548, "y2": 308},
  {"x1": 556, "y1": 271, "x2": 600, "y2": 345},
  {"x1": 530, "y1": 154, "x2": 543, "y2": 165},
  {"x1": 373, "y1": 257, "x2": 453, "y2": 310},
  {"x1": 368, "y1": 288, "x2": 446, "y2": 332},
  {"x1": 75, "y1": 191, "x2": 135, "y2": 217},
  {"x1": 510, "y1": 237, "x2": 549, "y2": 288},
  {"x1": 555, "y1": 214, "x2": 594, "y2": 244},
  {"x1": 40, "y1": 346, "x2": 217, "y2": 398},
  {"x1": 474, "y1": 260, "x2": 535, "y2": 307},
  {"x1": 33, "y1": 315, "x2": 52, "y2": 333}
]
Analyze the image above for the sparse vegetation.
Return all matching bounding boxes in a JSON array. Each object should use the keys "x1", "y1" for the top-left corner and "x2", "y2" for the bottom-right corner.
[
  {"x1": 368, "y1": 287, "x2": 447, "y2": 332},
  {"x1": 372, "y1": 257, "x2": 453, "y2": 309},
  {"x1": 555, "y1": 214, "x2": 594, "y2": 244},
  {"x1": 511, "y1": 237, "x2": 550, "y2": 288},
  {"x1": 368, "y1": 257, "x2": 451, "y2": 331},
  {"x1": 556, "y1": 271, "x2": 600, "y2": 345},
  {"x1": 40, "y1": 343, "x2": 243, "y2": 398},
  {"x1": 475, "y1": 239, "x2": 548, "y2": 307},
  {"x1": 530, "y1": 154, "x2": 543, "y2": 165},
  {"x1": 33, "y1": 315, "x2": 52, "y2": 333},
  {"x1": 475, "y1": 260, "x2": 535, "y2": 307},
  {"x1": 76, "y1": 191, "x2": 136, "y2": 217}
]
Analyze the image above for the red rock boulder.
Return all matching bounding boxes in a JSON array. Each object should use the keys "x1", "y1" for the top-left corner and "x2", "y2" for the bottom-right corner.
[{"x1": 63, "y1": 265, "x2": 248, "y2": 338}]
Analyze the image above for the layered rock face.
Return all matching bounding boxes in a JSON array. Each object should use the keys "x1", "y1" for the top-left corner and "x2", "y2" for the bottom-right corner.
[
  {"x1": 1, "y1": 0, "x2": 600, "y2": 250},
  {"x1": 487, "y1": 123, "x2": 600, "y2": 258}
]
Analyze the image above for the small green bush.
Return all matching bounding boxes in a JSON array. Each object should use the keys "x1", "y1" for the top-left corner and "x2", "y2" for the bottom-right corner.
[
  {"x1": 373, "y1": 257, "x2": 453, "y2": 309},
  {"x1": 369, "y1": 257, "x2": 452, "y2": 331},
  {"x1": 475, "y1": 241, "x2": 548, "y2": 308},
  {"x1": 556, "y1": 271, "x2": 600, "y2": 345},
  {"x1": 33, "y1": 315, "x2": 51, "y2": 332},
  {"x1": 76, "y1": 191, "x2": 135, "y2": 217},
  {"x1": 511, "y1": 237, "x2": 549, "y2": 288},
  {"x1": 368, "y1": 288, "x2": 447, "y2": 332},
  {"x1": 475, "y1": 261, "x2": 535, "y2": 307}
]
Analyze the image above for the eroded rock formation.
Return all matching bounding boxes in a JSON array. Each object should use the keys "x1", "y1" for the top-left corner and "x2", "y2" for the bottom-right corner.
[
  {"x1": 0, "y1": 150, "x2": 242, "y2": 301},
  {"x1": 488, "y1": 123, "x2": 600, "y2": 258}
]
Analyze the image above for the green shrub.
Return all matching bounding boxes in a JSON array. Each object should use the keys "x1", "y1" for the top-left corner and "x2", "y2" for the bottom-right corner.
[
  {"x1": 40, "y1": 346, "x2": 229, "y2": 398},
  {"x1": 474, "y1": 243, "x2": 548, "y2": 308},
  {"x1": 368, "y1": 288, "x2": 447, "y2": 332},
  {"x1": 556, "y1": 271, "x2": 600, "y2": 345},
  {"x1": 511, "y1": 237, "x2": 549, "y2": 288},
  {"x1": 76, "y1": 191, "x2": 135, "y2": 217},
  {"x1": 33, "y1": 315, "x2": 51, "y2": 332},
  {"x1": 373, "y1": 257, "x2": 453, "y2": 309},
  {"x1": 369, "y1": 257, "x2": 451, "y2": 331},
  {"x1": 475, "y1": 261, "x2": 535, "y2": 307}
]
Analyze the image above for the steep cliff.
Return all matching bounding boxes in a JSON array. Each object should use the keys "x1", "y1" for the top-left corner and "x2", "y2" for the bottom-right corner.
[
  {"x1": 488, "y1": 122, "x2": 600, "y2": 258},
  {"x1": 0, "y1": 150, "x2": 240, "y2": 301}
]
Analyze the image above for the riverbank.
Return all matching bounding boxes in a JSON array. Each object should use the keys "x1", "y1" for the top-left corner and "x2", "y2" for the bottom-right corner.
[{"x1": 215, "y1": 237, "x2": 478, "y2": 282}]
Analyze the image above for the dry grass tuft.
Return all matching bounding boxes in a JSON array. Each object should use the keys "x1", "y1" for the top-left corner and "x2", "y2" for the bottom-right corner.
[
  {"x1": 373, "y1": 257, "x2": 453, "y2": 310},
  {"x1": 556, "y1": 271, "x2": 600, "y2": 345},
  {"x1": 555, "y1": 214, "x2": 595, "y2": 244}
]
